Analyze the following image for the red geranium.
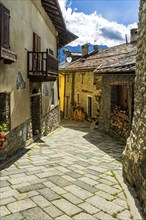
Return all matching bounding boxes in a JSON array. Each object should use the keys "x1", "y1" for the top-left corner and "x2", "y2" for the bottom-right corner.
[{"x1": 0, "y1": 124, "x2": 7, "y2": 148}]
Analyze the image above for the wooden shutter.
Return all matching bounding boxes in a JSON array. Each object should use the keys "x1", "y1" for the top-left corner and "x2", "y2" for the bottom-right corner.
[{"x1": 0, "y1": 3, "x2": 10, "y2": 49}]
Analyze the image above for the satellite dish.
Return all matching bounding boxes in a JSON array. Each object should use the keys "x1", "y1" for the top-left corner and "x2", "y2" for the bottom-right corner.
[{"x1": 66, "y1": 56, "x2": 72, "y2": 63}]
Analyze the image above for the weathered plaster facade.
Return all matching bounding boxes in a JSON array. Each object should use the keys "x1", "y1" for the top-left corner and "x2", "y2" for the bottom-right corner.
[
  {"x1": 123, "y1": 0, "x2": 146, "y2": 215},
  {"x1": 0, "y1": 0, "x2": 61, "y2": 161}
]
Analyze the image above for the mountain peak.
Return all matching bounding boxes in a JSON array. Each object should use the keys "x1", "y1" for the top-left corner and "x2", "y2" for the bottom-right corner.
[{"x1": 58, "y1": 44, "x2": 107, "y2": 63}]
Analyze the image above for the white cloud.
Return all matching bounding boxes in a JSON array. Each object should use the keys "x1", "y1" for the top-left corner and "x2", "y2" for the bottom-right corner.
[{"x1": 58, "y1": 0, "x2": 137, "y2": 47}]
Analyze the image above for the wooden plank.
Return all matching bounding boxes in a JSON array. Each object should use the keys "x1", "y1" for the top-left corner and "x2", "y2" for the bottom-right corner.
[{"x1": 29, "y1": 75, "x2": 56, "y2": 82}]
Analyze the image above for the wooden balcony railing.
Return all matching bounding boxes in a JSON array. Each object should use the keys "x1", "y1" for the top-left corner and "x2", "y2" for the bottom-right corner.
[{"x1": 27, "y1": 49, "x2": 58, "y2": 82}]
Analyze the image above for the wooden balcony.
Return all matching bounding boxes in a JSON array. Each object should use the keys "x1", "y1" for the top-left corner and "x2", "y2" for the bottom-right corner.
[{"x1": 27, "y1": 49, "x2": 58, "y2": 82}]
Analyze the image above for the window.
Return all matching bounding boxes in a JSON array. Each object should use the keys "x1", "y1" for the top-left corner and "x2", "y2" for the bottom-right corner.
[
  {"x1": 33, "y1": 33, "x2": 41, "y2": 52},
  {"x1": 111, "y1": 84, "x2": 129, "y2": 110},
  {"x1": 0, "y1": 92, "x2": 10, "y2": 130},
  {"x1": 33, "y1": 33, "x2": 41, "y2": 71},
  {"x1": 0, "y1": 3, "x2": 16, "y2": 63}
]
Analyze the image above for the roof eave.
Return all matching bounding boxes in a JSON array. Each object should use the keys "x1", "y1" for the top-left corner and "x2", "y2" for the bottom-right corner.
[
  {"x1": 94, "y1": 71, "x2": 135, "y2": 76},
  {"x1": 41, "y1": 0, "x2": 78, "y2": 48}
]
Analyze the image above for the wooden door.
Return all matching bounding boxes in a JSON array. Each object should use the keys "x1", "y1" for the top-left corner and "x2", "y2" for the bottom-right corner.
[
  {"x1": 88, "y1": 96, "x2": 92, "y2": 118},
  {"x1": 65, "y1": 96, "x2": 69, "y2": 118},
  {"x1": 33, "y1": 33, "x2": 41, "y2": 71},
  {"x1": 31, "y1": 94, "x2": 42, "y2": 136}
]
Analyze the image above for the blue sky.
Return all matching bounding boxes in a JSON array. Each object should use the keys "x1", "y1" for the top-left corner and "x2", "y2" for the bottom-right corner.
[
  {"x1": 58, "y1": 0, "x2": 139, "y2": 46},
  {"x1": 68, "y1": 0, "x2": 139, "y2": 25}
]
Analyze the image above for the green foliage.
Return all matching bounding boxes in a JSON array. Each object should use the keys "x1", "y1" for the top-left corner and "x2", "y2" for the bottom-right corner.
[{"x1": 0, "y1": 123, "x2": 7, "y2": 132}]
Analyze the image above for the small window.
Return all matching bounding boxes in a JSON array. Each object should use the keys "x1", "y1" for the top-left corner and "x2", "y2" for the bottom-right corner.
[
  {"x1": 0, "y1": 92, "x2": 10, "y2": 130},
  {"x1": 51, "y1": 88, "x2": 54, "y2": 105}
]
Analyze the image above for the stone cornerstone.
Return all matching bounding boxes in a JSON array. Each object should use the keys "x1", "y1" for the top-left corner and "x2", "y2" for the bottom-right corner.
[{"x1": 123, "y1": 0, "x2": 146, "y2": 215}]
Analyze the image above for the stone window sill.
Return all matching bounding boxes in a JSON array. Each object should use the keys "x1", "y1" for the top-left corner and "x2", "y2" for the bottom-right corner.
[{"x1": 0, "y1": 46, "x2": 17, "y2": 64}]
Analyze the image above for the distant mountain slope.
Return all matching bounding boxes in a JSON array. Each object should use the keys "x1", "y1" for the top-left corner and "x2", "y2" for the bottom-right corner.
[{"x1": 58, "y1": 44, "x2": 107, "y2": 63}]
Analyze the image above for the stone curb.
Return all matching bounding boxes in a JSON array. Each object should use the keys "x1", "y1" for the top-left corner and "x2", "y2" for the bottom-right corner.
[{"x1": 114, "y1": 170, "x2": 145, "y2": 220}]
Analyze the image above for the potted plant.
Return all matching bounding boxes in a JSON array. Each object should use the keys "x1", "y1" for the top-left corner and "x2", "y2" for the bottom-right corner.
[{"x1": 0, "y1": 123, "x2": 7, "y2": 148}]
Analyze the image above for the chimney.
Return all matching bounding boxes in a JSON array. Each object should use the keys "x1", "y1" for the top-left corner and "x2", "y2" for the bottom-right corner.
[
  {"x1": 94, "y1": 45, "x2": 98, "y2": 52},
  {"x1": 130, "y1": 28, "x2": 137, "y2": 43},
  {"x1": 64, "y1": 49, "x2": 71, "y2": 58},
  {"x1": 82, "y1": 44, "x2": 89, "y2": 56}
]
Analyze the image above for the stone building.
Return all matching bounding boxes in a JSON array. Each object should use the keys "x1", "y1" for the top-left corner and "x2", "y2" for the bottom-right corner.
[
  {"x1": 123, "y1": 0, "x2": 146, "y2": 215},
  {"x1": 59, "y1": 44, "x2": 103, "y2": 120},
  {"x1": 60, "y1": 41, "x2": 136, "y2": 124},
  {"x1": 94, "y1": 41, "x2": 136, "y2": 139},
  {"x1": 0, "y1": 0, "x2": 77, "y2": 161}
]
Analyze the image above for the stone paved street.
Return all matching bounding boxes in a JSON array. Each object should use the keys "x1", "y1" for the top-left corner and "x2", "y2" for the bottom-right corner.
[{"x1": 0, "y1": 120, "x2": 144, "y2": 220}]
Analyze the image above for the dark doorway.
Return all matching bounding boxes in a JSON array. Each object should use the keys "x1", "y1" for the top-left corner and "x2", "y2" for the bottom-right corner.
[
  {"x1": 31, "y1": 94, "x2": 42, "y2": 136},
  {"x1": 88, "y1": 96, "x2": 92, "y2": 118},
  {"x1": 65, "y1": 96, "x2": 69, "y2": 118}
]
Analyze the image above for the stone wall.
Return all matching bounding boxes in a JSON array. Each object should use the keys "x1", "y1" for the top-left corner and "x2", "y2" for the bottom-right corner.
[
  {"x1": 0, "y1": 105, "x2": 60, "y2": 161},
  {"x1": 99, "y1": 74, "x2": 134, "y2": 135},
  {"x1": 64, "y1": 72, "x2": 101, "y2": 119},
  {"x1": 123, "y1": 0, "x2": 146, "y2": 215},
  {"x1": 42, "y1": 105, "x2": 60, "y2": 136},
  {"x1": 0, "y1": 120, "x2": 32, "y2": 161}
]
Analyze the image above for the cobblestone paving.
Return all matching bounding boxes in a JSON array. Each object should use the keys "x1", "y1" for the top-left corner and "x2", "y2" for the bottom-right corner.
[{"x1": 0, "y1": 120, "x2": 144, "y2": 220}]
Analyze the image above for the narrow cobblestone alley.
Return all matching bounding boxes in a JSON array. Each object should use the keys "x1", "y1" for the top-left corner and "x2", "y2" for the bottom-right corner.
[{"x1": 0, "y1": 120, "x2": 144, "y2": 220}]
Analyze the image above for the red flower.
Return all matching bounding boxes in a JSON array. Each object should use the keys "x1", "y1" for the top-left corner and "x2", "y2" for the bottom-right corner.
[
  {"x1": 0, "y1": 141, "x2": 4, "y2": 148},
  {"x1": 0, "y1": 132, "x2": 6, "y2": 148}
]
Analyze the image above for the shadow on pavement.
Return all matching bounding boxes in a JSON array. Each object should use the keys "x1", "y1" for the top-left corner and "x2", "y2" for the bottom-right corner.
[
  {"x1": 83, "y1": 130, "x2": 124, "y2": 163},
  {"x1": 61, "y1": 119, "x2": 124, "y2": 163},
  {"x1": 0, "y1": 148, "x2": 30, "y2": 171}
]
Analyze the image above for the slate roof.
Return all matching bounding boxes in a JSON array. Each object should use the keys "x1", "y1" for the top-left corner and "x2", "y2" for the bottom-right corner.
[
  {"x1": 60, "y1": 43, "x2": 136, "y2": 72},
  {"x1": 94, "y1": 50, "x2": 136, "y2": 75}
]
